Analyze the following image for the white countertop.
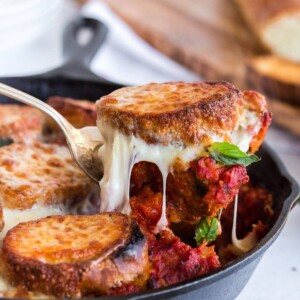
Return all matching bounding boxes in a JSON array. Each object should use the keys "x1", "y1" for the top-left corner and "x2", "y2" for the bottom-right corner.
[{"x1": 0, "y1": 1, "x2": 299, "y2": 299}]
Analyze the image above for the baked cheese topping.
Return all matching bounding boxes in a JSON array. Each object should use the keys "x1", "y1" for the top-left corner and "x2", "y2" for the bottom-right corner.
[
  {"x1": 0, "y1": 142, "x2": 94, "y2": 210},
  {"x1": 0, "y1": 205, "x2": 63, "y2": 297},
  {"x1": 0, "y1": 105, "x2": 43, "y2": 144},
  {"x1": 97, "y1": 106, "x2": 261, "y2": 232},
  {"x1": 99, "y1": 82, "x2": 230, "y2": 114},
  {"x1": 0, "y1": 205, "x2": 63, "y2": 243},
  {"x1": 97, "y1": 81, "x2": 243, "y2": 147}
]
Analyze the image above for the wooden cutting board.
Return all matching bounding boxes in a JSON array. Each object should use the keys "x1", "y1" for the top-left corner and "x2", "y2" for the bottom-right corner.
[
  {"x1": 105, "y1": 0, "x2": 260, "y2": 89},
  {"x1": 105, "y1": 0, "x2": 300, "y2": 137}
]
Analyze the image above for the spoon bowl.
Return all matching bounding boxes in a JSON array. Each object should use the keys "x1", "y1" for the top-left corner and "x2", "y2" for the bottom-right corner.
[{"x1": 0, "y1": 83, "x2": 103, "y2": 182}]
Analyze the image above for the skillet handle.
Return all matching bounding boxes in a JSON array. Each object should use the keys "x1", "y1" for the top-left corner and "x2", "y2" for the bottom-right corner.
[
  {"x1": 63, "y1": 17, "x2": 108, "y2": 67},
  {"x1": 45, "y1": 16, "x2": 109, "y2": 81}
]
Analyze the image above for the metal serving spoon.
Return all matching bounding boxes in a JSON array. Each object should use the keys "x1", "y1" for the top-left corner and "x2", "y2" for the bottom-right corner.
[{"x1": 0, "y1": 83, "x2": 103, "y2": 183}]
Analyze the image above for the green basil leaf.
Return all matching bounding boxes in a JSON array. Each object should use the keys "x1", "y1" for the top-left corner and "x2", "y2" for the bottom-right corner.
[
  {"x1": 195, "y1": 217, "x2": 218, "y2": 246},
  {"x1": 208, "y1": 142, "x2": 247, "y2": 158},
  {"x1": 0, "y1": 138, "x2": 13, "y2": 147},
  {"x1": 206, "y1": 218, "x2": 218, "y2": 242},
  {"x1": 208, "y1": 142, "x2": 260, "y2": 166},
  {"x1": 210, "y1": 150, "x2": 260, "y2": 166}
]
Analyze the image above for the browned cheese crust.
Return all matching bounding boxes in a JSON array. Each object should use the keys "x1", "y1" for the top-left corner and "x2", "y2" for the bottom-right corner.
[
  {"x1": 3, "y1": 213, "x2": 148, "y2": 297},
  {"x1": 0, "y1": 105, "x2": 43, "y2": 143},
  {"x1": 96, "y1": 81, "x2": 243, "y2": 146},
  {"x1": 43, "y1": 97, "x2": 97, "y2": 145},
  {"x1": 0, "y1": 142, "x2": 94, "y2": 209},
  {"x1": 47, "y1": 96, "x2": 96, "y2": 128}
]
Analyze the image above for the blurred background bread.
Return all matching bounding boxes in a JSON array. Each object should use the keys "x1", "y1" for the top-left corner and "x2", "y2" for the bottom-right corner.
[
  {"x1": 234, "y1": 0, "x2": 300, "y2": 136},
  {"x1": 235, "y1": 0, "x2": 300, "y2": 63},
  {"x1": 247, "y1": 55, "x2": 300, "y2": 106}
]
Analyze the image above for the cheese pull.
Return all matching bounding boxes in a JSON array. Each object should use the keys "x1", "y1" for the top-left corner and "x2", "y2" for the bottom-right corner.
[
  {"x1": 2, "y1": 213, "x2": 148, "y2": 298},
  {"x1": 96, "y1": 81, "x2": 271, "y2": 232}
]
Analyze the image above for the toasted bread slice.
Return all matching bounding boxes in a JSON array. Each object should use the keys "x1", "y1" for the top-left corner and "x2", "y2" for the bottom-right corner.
[
  {"x1": 3, "y1": 213, "x2": 148, "y2": 297},
  {"x1": 43, "y1": 97, "x2": 96, "y2": 144},
  {"x1": 96, "y1": 81, "x2": 270, "y2": 149},
  {"x1": 0, "y1": 105, "x2": 43, "y2": 144},
  {"x1": 247, "y1": 55, "x2": 300, "y2": 106},
  {"x1": 235, "y1": 0, "x2": 300, "y2": 62},
  {"x1": 97, "y1": 81, "x2": 243, "y2": 146},
  {"x1": 46, "y1": 96, "x2": 96, "y2": 129},
  {"x1": 0, "y1": 142, "x2": 94, "y2": 210},
  {"x1": 47, "y1": 96, "x2": 96, "y2": 127}
]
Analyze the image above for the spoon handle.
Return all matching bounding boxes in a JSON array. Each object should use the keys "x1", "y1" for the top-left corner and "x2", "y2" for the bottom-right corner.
[
  {"x1": 0, "y1": 83, "x2": 102, "y2": 182},
  {"x1": 0, "y1": 83, "x2": 75, "y2": 136}
]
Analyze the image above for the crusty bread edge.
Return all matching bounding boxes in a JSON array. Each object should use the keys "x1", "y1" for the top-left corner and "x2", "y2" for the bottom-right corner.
[{"x1": 97, "y1": 81, "x2": 243, "y2": 146}]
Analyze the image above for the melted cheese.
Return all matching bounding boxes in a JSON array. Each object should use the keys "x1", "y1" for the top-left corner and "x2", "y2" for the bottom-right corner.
[
  {"x1": 97, "y1": 107, "x2": 260, "y2": 232},
  {"x1": 231, "y1": 195, "x2": 257, "y2": 254},
  {"x1": 98, "y1": 123, "x2": 207, "y2": 231},
  {"x1": 232, "y1": 109, "x2": 261, "y2": 152}
]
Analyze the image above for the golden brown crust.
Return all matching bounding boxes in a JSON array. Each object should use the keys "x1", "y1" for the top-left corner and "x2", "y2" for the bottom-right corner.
[
  {"x1": 0, "y1": 142, "x2": 94, "y2": 209},
  {"x1": 0, "y1": 105, "x2": 43, "y2": 143},
  {"x1": 3, "y1": 213, "x2": 147, "y2": 297},
  {"x1": 47, "y1": 96, "x2": 96, "y2": 128},
  {"x1": 247, "y1": 55, "x2": 300, "y2": 106},
  {"x1": 43, "y1": 97, "x2": 97, "y2": 145},
  {"x1": 4, "y1": 213, "x2": 130, "y2": 264},
  {"x1": 249, "y1": 55, "x2": 300, "y2": 84},
  {"x1": 97, "y1": 81, "x2": 243, "y2": 146}
]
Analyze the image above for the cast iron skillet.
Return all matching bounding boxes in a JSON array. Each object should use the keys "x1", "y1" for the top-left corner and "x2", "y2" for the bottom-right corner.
[{"x1": 0, "y1": 17, "x2": 299, "y2": 300}]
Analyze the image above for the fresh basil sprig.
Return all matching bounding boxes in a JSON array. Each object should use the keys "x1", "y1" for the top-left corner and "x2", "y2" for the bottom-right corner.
[
  {"x1": 208, "y1": 142, "x2": 260, "y2": 166},
  {"x1": 195, "y1": 217, "x2": 218, "y2": 246},
  {"x1": 0, "y1": 138, "x2": 13, "y2": 148}
]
